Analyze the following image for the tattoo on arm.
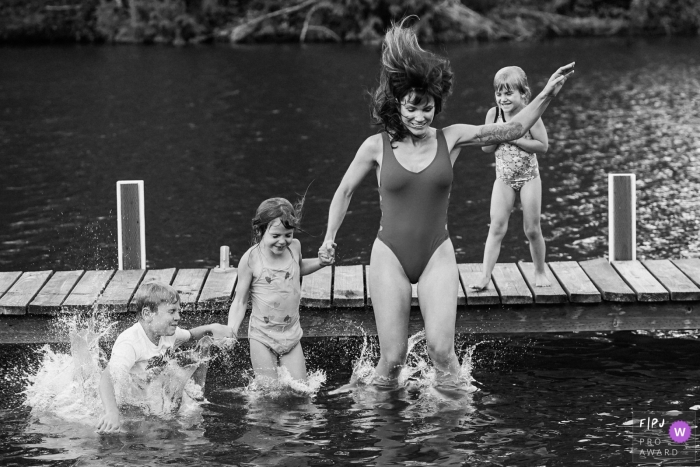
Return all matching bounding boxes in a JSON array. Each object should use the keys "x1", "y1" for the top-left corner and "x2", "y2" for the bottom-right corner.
[{"x1": 476, "y1": 122, "x2": 524, "y2": 145}]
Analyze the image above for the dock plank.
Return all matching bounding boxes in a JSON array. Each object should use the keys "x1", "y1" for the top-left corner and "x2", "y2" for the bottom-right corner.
[
  {"x1": 517, "y1": 263, "x2": 568, "y2": 304},
  {"x1": 198, "y1": 268, "x2": 238, "y2": 311},
  {"x1": 642, "y1": 260, "x2": 700, "y2": 301},
  {"x1": 172, "y1": 269, "x2": 209, "y2": 311},
  {"x1": 0, "y1": 271, "x2": 53, "y2": 315},
  {"x1": 29, "y1": 270, "x2": 84, "y2": 314},
  {"x1": 5, "y1": 301, "x2": 700, "y2": 343},
  {"x1": 612, "y1": 261, "x2": 669, "y2": 302},
  {"x1": 491, "y1": 263, "x2": 532, "y2": 305},
  {"x1": 301, "y1": 267, "x2": 332, "y2": 308},
  {"x1": 456, "y1": 273, "x2": 466, "y2": 306},
  {"x1": 0, "y1": 272, "x2": 22, "y2": 300},
  {"x1": 96, "y1": 269, "x2": 146, "y2": 313},
  {"x1": 457, "y1": 263, "x2": 500, "y2": 306},
  {"x1": 128, "y1": 268, "x2": 177, "y2": 312},
  {"x1": 548, "y1": 261, "x2": 601, "y2": 303},
  {"x1": 411, "y1": 283, "x2": 419, "y2": 307},
  {"x1": 62, "y1": 270, "x2": 115, "y2": 312},
  {"x1": 579, "y1": 258, "x2": 635, "y2": 302},
  {"x1": 672, "y1": 259, "x2": 700, "y2": 288},
  {"x1": 333, "y1": 265, "x2": 364, "y2": 307}
]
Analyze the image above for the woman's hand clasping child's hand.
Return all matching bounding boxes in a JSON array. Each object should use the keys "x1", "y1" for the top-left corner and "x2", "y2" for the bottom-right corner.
[
  {"x1": 318, "y1": 248, "x2": 334, "y2": 267},
  {"x1": 318, "y1": 240, "x2": 336, "y2": 266}
]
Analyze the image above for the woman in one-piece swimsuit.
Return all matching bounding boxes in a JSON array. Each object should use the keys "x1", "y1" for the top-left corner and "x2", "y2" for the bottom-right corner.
[{"x1": 320, "y1": 20, "x2": 574, "y2": 387}]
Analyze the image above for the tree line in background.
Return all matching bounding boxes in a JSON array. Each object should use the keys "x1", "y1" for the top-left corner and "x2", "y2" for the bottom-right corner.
[{"x1": 1, "y1": 0, "x2": 699, "y2": 45}]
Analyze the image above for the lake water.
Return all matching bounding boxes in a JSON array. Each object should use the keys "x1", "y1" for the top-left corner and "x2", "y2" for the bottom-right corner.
[
  {"x1": 1, "y1": 37, "x2": 698, "y2": 270},
  {"x1": 1, "y1": 37, "x2": 700, "y2": 466},
  {"x1": 2, "y1": 330, "x2": 700, "y2": 466}
]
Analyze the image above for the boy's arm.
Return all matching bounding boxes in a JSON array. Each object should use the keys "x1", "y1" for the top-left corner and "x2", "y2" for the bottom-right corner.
[
  {"x1": 96, "y1": 366, "x2": 121, "y2": 433},
  {"x1": 189, "y1": 323, "x2": 233, "y2": 341},
  {"x1": 481, "y1": 107, "x2": 498, "y2": 154},
  {"x1": 227, "y1": 252, "x2": 254, "y2": 337},
  {"x1": 509, "y1": 117, "x2": 548, "y2": 154}
]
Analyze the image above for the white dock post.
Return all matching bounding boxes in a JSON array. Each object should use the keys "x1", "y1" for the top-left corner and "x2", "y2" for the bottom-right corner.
[
  {"x1": 608, "y1": 174, "x2": 636, "y2": 261},
  {"x1": 212, "y1": 246, "x2": 231, "y2": 273},
  {"x1": 220, "y1": 246, "x2": 230, "y2": 269},
  {"x1": 116, "y1": 180, "x2": 146, "y2": 270}
]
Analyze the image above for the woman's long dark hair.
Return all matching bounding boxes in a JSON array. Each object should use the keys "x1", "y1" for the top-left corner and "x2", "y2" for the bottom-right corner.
[{"x1": 370, "y1": 18, "x2": 454, "y2": 143}]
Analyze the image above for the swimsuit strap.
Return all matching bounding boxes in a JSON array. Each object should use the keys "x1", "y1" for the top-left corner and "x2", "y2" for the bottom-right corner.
[
  {"x1": 287, "y1": 246, "x2": 299, "y2": 271},
  {"x1": 498, "y1": 108, "x2": 532, "y2": 138},
  {"x1": 381, "y1": 131, "x2": 397, "y2": 166},
  {"x1": 256, "y1": 244, "x2": 295, "y2": 272}
]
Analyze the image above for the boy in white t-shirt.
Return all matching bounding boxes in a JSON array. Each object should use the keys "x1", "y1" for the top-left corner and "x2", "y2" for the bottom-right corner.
[{"x1": 96, "y1": 281, "x2": 231, "y2": 433}]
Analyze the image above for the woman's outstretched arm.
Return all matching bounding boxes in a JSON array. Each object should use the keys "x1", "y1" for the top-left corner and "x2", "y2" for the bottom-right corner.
[
  {"x1": 511, "y1": 117, "x2": 548, "y2": 154},
  {"x1": 481, "y1": 107, "x2": 499, "y2": 154},
  {"x1": 321, "y1": 134, "x2": 381, "y2": 258},
  {"x1": 446, "y1": 63, "x2": 574, "y2": 149}
]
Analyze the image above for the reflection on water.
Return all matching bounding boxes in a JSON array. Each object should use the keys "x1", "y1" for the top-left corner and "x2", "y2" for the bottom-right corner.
[
  {"x1": 0, "y1": 37, "x2": 698, "y2": 270},
  {"x1": 3, "y1": 331, "x2": 700, "y2": 465},
  {"x1": 544, "y1": 60, "x2": 700, "y2": 259}
]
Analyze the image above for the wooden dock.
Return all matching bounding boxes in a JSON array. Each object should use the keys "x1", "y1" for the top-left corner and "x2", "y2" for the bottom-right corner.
[{"x1": 2, "y1": 258, "x2": 700, "y2": 343}]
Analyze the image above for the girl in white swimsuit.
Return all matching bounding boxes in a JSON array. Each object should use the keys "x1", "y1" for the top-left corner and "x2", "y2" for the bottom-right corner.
[{"x1": 226, "y1": 198, "x2": 332, "y2": 382}]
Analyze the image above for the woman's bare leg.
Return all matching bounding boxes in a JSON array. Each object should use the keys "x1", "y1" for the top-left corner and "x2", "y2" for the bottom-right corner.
[
  {"x1": 520, "y1": 177, "x2": 550, "y2": 287},
  {"x1": 369, "y1": 239, "x2": 413, "y2": 382},
  {"x1": 470, "y1": 179, "x2": 517, "y2": 290},
  {"x1": 418, "y1": 239, "x2": 460, "y2": 381}
]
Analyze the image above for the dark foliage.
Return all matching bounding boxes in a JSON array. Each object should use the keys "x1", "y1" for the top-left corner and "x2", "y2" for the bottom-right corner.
[{"x1": 0, "y1": 0, "x2": 698, "y2": 45}]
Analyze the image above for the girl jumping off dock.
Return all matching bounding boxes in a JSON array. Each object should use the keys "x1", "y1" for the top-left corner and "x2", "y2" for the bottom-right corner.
[
  {"x1": 227, "y1": 198, "x2": 333, "y2": 383},
  {"x1": 470, "y1": 66, "x2": 551, "y2": 291}
]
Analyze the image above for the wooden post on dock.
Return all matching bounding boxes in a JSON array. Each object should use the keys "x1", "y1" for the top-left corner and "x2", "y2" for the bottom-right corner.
[
  {"x1": 117, "y1": 181, "x2": 146, "y2": 270},
  {"x1": 608, "y1": 174, "x2": 635, "y2": 261}
]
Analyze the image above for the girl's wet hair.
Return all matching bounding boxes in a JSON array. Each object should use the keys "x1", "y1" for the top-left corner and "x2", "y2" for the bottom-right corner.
[
  {"x1": 493, "y1": 66, "x2": 532, "y2": 104},
  {"x1": 370, "y1": 18, "x2": 453, "y2": 143},
  {"x1": 251, "y1": 197, "x2": 304, "y2": 244}
]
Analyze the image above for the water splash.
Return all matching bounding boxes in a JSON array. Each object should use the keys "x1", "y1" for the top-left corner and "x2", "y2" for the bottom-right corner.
[
  {"x1": 332, "y1": 331, "x2": 482, "y2": 401},
  {"x1": 23, "y1": 318, "x2": 234, "y2": 427},
  {"x1": 634, "y1": 329, "x2": 700, "y2": 340},
  {"x1": 244, "y1": 366, "x2": 327, "y2": 400},
  {"x1": 24, "y1": 318, "x2": 112, "y2": 423}
]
